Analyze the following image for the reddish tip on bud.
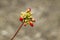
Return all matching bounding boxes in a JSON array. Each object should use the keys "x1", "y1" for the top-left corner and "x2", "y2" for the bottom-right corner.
[
  {"x1": 19, "y1": 17, "x2": 23, "y2": 21},
  {"x1": 29, "y1": 21, "x2": 34, "y2": 27}
]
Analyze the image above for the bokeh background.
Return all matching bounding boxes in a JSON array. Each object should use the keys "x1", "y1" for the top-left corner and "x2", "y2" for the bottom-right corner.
[{"x1": 0, "y1": 0, "x2": 60, "y2": 40}]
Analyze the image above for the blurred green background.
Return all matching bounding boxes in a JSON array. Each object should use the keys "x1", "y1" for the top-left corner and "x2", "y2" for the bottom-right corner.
[{"x1": 0, "y1": 0, "x2": 60, "y2": 40}]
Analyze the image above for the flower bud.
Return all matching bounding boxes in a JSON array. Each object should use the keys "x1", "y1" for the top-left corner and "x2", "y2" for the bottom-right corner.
[
  {"x1": 19, "y1": 17, "x2": 23, "y2": 21},
  {"x1": 29, "y1": 21, "x2": 34, "y2": 27},
  {"x1": 32, "y1": 18, "x2": 35, "y2": 22}
]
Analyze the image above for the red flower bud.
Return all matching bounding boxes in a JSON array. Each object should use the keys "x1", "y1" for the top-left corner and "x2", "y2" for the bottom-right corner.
[
  {"x1": 19, "y1": 17, "x2": 23, "y2": 21},
  {"x1": 29, "y1": 21, "x2": 34, "y2": 27}
]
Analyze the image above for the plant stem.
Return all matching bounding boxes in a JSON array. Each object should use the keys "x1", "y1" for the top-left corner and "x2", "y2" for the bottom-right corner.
[{"x1": 11, "y1": 22, "x2": 24, "y2": 40}]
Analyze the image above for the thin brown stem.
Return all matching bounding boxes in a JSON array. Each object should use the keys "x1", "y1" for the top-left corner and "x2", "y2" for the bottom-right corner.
[{"x1": 11, "y1": 22, "x2": 24, "y2": 40}]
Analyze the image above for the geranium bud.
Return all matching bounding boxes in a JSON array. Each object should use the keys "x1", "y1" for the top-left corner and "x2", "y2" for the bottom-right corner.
[
  {"x1": 19, "y1": 17, "x2": 23, "y2": 21},
  {"x1": 29, "y1": 21, "x2": 34, "y2": 27}
]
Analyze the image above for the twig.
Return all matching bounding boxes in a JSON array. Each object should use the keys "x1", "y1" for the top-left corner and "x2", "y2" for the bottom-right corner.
[{"x1": 11, "y1": 22, "x2": 24, "y2": 40}]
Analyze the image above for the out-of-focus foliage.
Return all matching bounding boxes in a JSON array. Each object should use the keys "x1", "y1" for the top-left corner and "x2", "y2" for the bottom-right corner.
[{"x1": 0, "y1": 0, "x2": 60, "y2": 40}]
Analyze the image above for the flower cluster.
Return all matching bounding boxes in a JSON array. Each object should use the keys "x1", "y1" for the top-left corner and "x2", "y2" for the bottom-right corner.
[{"x1": 19, "y1": 8, "x2": 35, "y2": 27}]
